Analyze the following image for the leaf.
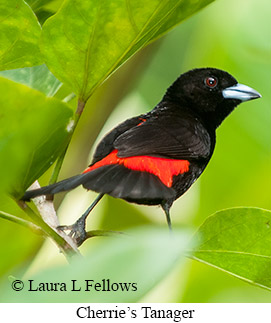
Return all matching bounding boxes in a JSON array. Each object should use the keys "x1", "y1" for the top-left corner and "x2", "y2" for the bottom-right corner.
[
  {"x1": 0, "y1": 0, "x2": 43, "y2": 70},
  {"x1": 25, "y1": 0, "x2": 65, "y2": 25},
  {"x1": 0, "y1": 64, "x2": 62, "y2": 96},
  {"x1": 0, "y1": 194, "x2": 44, "y2": 277},
  {"x1": 41, "y1": 0, "x2": 214, "y2": 101},
  {"x1": 26, "y1": 0, "x2": 55, "y2": 11},
  {"x1": 190, "y1": 207, "x2": 271, "y2": 291},
  {"x1": 0, "y1": 77, "x2": 73, "y2": 196},
  {"x1": 0, "y1": 227, "x2": 192, "y2": 302}
]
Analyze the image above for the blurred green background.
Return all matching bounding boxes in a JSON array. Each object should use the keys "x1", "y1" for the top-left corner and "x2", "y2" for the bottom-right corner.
[{"x1": 0, "y1": 0, "x2": 270, "y2": 302}]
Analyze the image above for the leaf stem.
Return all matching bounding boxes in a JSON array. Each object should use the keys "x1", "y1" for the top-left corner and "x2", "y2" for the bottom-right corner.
[
  {"x1": 75, "y1": 99, "x2": 86, "y2": 121},
  {"x1": 0, "y1": 210, "x2": 43, "y2": 235},
  {"x1": 86, "y1": 230, "x2": 125, "y2": 238},
  {"x1": 49, "y1": 99, "x2": 86, "y2": 185},
  {"x1": 49, "y1": 143, "x2": 70, "y2": 185}
]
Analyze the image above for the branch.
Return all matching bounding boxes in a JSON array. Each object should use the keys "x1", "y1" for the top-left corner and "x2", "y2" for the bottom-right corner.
[{"x1": 22, "y1": 181, "x2": 80, "y2": 259}]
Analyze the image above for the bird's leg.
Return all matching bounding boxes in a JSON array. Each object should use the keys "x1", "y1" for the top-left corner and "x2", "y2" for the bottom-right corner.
[
  {"x1": 58, "y1": 193, "x2": 104, "y2": 246},
  {"x1": 161, "y1": 201, "x2": 173, "y2": 231}
]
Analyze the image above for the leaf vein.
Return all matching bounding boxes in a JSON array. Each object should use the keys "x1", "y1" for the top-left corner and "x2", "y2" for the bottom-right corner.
[
  {"x1": 193, "y1": 250, "x2": 271, "y2": 260},
  {"x1": 125, "y1": 0, "x2": 139, "y2": 34},
  {"x1": 198, "y1": 221, "x2": 246, "y2": 249},
  {"x1": 188, "y1": 254, "x2": 271, "y2": 291}
]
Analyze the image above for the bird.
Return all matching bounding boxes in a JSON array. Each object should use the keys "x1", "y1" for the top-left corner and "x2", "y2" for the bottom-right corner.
[{"x1": 22, "y1": 67, "x2": 261, "y2": 245}]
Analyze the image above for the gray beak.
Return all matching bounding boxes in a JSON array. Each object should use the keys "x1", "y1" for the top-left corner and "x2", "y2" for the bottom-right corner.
[{"x1": 222, "y1": 83, "x2": 262, "y2": 102}]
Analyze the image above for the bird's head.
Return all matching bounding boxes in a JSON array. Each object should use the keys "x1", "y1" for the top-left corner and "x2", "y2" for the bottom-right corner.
[{"x1": 163, "y1": 67, "x2": 261, "y2": 129}]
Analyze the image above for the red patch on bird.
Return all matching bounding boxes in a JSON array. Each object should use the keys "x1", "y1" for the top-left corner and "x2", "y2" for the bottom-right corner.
[
  {"x1": 137, "y1": 118, "x2": 147, "y2": 126},
  {"x1": 83, "y1": 150, "x2": 190, "y2": 187}
]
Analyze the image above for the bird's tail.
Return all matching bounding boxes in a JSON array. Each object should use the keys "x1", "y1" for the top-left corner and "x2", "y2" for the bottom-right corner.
[
  {"x1": 22, "y1": 173, "x2": 87, "y2": 201},
  {"x1": 22, "y1": 164, "x2": 176, "y2": 203}
]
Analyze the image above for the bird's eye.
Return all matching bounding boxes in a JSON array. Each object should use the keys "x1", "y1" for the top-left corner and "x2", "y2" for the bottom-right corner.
[{"x1": 205, "y1": 77, "x2": 218, "y2": 88}]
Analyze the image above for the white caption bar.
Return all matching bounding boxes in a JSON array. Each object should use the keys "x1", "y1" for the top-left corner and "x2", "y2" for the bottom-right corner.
[{"x1": 1, "y1": 303, "x2": 271, "y2": 322}]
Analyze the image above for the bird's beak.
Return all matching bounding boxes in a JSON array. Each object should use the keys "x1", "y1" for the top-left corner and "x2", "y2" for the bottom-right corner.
[{"x1": 222, "y1": 83, "x2": 262, "y2": 102}]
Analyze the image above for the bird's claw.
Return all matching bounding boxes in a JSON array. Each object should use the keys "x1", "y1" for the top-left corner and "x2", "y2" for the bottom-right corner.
[{"x1": 57, "y1": 218, "x2": 87, "y2": 247}]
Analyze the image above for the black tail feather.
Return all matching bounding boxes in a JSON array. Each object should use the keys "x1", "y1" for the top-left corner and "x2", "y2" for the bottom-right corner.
[
  {"x1": 22, "y1": 165, "x2": 176, "y2": 205},
  {"x1": 22, "y1": 174, "x2": 87, "y2": 201}
]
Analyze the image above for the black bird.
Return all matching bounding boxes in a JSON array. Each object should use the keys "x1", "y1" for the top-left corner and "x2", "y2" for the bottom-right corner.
[{"x1": 22, "y1": 68, "x2": 261, "y2": 245}]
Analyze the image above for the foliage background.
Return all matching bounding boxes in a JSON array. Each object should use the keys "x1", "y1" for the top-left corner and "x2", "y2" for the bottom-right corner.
[{"x1": 0, "y1": 0, "x2": 270, "y2": 302}]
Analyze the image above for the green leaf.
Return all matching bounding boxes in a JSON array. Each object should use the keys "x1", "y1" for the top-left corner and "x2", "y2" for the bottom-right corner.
[
  {"x1": 25, "y1": 0, "x2": 65, "y2": 25},
  {"x1": 26, "y1": 0, "x2": 55, "y2": 11},
  {"x1": 191, "y1": 207, "x2": 271, "y2": 291},
  {"x1": 0, "y1": 195, "x2": 43, "y2": 277},
  {"x1": 0, "y1": 77, "x2": 73, "y2": 196},
  {"x1": 25, "y1": 0, "x2": 64, "y2": 12},
  {"x1": 41, "y1": 0, "x2": 214, "y2": 101},
  {"x1": 0, "y1": 64, "x2": 62, "y2": 96},
  {"x1": 0, "y1": 227, "x2": 192, "y2": 302},
  {"x1": 0, "y1": 0, "x2": 43, "y2": 70}
]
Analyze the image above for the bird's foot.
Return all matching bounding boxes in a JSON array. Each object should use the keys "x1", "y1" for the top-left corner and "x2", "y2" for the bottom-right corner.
[{"x1": 57, "y1": 217, "x2": 87, "y2": 247}]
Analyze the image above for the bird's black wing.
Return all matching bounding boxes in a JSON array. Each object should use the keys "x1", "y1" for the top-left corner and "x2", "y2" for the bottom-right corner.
[
  {"x1": 91, "y1": 114, "x2": 146, "y2": 164},
  {"x1": 114, "y1": 114, "x2": 212, "y2": 160}
]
